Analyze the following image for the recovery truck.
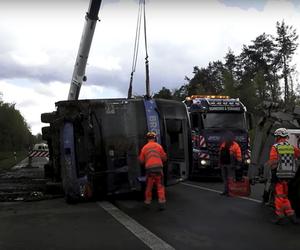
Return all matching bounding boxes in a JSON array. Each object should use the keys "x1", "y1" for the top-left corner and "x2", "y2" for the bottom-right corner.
[
  {"x1": 41, "y1": 0, "x2": 191, "y2": 202},
  {"x1": 184, "y1": 95, "x2": 252, "y2": 178}
]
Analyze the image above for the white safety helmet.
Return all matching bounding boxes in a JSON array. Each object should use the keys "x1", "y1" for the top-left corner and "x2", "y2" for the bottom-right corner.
[{"x1": 274, "y1": 128, "x2": 289, "y2": 138}]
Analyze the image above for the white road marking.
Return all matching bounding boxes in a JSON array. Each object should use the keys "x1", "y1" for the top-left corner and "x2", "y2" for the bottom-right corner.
[
  {"x1": 98, "y1": 201, "x2": 175, "y2": 250},
  {"x1": 182, "y1": 182, "x2": 222, "y2": 194},
  {"x1": 238, "y1": 196, "x2": 262, "y2": 203},
  {"x1": 181, "y1": 182, "x2": 262, "y2": 204}
]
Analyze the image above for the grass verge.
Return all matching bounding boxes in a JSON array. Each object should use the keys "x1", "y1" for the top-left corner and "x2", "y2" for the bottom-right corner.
[{"x1": 0, "y1": 151, "x2": 27, "y2": 172}]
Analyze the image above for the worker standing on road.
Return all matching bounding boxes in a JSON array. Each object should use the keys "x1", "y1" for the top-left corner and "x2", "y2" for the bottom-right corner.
[
  {"x1": 268, "y1": 128, "x2": 300, "y2": 224},
  {"x1": 219, "y1": 131, "x2": 242, "y2": 196},
  {"x1": 139, "y1": 131, "x2": 167, "y2": 210}
]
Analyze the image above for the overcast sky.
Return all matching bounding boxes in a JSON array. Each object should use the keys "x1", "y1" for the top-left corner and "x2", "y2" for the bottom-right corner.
[{"x1": 0, "y1": 0, "x2": 300, "y2": 134}]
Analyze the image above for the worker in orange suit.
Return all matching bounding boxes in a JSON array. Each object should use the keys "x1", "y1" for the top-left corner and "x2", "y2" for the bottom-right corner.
[
  {"x1": 268, "y1": 128, "x2": 300, "y2": 224},
  {"x1": 139, "y1": 131, "x2": 167, "y2": 210},
  {"x1": 219, "y1": 131, "x2": 242, "y2": 196}
]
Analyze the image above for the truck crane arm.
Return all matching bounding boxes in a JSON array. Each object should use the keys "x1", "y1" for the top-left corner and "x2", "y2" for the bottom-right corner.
[{"x1": 68, "y1": 0, "x2": 102, "y2": 100}]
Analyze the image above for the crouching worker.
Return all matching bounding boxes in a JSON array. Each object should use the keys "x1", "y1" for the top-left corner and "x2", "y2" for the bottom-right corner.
[
  {"x1": 139, "y1": 131, "x2": 167, "y2": 210},
  {"x1": 268, "y1": 128, "x2": 300, "y2": 225}
]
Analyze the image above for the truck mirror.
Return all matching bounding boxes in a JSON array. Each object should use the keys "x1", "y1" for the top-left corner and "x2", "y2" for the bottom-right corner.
[{"x1": 246, "y1": 112, "x2": 253, "y2": 130}]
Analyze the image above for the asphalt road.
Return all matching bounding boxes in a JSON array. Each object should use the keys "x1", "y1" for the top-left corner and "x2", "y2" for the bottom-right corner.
[{"x1": 1, "y1": 181, "x2": 300, "y2": 250}]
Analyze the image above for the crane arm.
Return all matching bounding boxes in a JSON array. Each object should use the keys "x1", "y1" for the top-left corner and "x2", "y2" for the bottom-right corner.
[{"x1": 68, "y1": 0, "x2": 102, "y2": 100}]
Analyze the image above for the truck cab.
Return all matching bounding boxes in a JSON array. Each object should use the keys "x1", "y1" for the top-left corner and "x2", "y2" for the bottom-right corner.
[{"x1": 185, "y1": 95, "x2": 251, "y2": 178}]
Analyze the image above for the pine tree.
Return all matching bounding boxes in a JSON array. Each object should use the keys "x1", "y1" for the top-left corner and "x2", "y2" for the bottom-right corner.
[
  {"x1": 275, "y1": 20, "x2": 299, "y2": 104},
  {"x1": 153, "y1": 87, "x2": 173, "y2": 99},
  {"x1": 223, "y1": 49, "x2": 239, "y2": 97}
]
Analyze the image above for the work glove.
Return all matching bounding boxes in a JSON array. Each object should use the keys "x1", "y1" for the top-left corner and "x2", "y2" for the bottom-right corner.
[{"x1": 250, "y1": 178, "x2": 256, "y2": 185}]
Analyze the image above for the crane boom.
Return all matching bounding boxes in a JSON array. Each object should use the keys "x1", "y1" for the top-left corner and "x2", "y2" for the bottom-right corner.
[{"x1": 68, "y1": 0, "x2": 102, "y2": 100}]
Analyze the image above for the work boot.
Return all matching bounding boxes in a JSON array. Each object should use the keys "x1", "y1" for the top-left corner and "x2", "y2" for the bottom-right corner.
[
  {"x1": 159, "y1": 202, "x2": 166, "y2": 211},
  {"x1": 288, "y1": 214, "x2": 299, "y2": 225},
  {"x1": 219, "y1": 191, "x2": 229, "y2": 196},
  {"x1": 144, "y1": 202, "x2": 151, "y2": 210},
  {"x1": 271, "y1": 216, "x2": 285, "y2": 225}
]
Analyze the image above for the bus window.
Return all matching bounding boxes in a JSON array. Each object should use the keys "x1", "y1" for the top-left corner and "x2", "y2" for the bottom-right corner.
[{"x1": 166, "y1": 119, "x2": 184, "y2": 160}]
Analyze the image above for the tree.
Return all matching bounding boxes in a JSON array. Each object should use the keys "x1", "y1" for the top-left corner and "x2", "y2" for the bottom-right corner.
[
  {"x1": 223, "y1": 49, "x2": 239, "y2": 97},
  {"x1": 0, "y1": 101, "x2": 33, "y2": 151},
  {"x1": 173, "y1": 85, "x2": 189, "y2": 101},
  {"x1": 222, "y1": 70, "x2": 236, "y2": 97},
  {"x1": 186, "y1": 66, "x2": 207, "y2": 95},
  {"x1": 178, "y1": 21, "x2": 298, "y2": 111},
  {"x1": 239, "y1": 33, "x2": 280, "y2": 102},
  {"x1": 186, "y1": 61, "x2": 225, "y2": 96},
  {"x1": 276, "y1": 20, "x2": 299, "y2": 104},
  {"x1": 253, "y1": 70, "x2": 267, "y2": 102},
  {"x1": 224, "y1": 49, "x2": 237, "y2": 79},
  {"x1": 238, "y1": 78, "x2": 259, "y2": 112},
  {"x1": 34, "y1": 133, "x2": 43, "y2": 143},
  {"x1": 153, "y1": 87, "x2": 173, "y2": 99}
]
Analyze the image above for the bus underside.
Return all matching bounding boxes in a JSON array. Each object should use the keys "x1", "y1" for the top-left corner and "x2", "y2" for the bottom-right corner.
[{"x1": 42, "y1": 98, "x2": 191, "y2": 202}]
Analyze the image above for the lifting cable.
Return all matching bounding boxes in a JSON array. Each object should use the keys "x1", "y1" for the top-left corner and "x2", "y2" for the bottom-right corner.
[
  {"x1": 143, "y1": 0, "x2": 150, "y2": 98},
  {"x1": 127, "y1": 0, "x2": 151, "y2": 99}
]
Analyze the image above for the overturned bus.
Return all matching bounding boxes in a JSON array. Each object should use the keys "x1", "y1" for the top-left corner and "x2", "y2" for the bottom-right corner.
[{"x1": 41, "y1": 98, "x2": 191, "y2": 202}]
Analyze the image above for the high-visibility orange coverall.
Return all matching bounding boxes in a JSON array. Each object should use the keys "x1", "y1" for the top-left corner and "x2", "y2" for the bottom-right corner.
[
  {"x1": 139, "y1": 141, "x2": 167, "y2": 204},
  {"x1": 219, "y1": 141, "x2": 242, "y2": 193},
  {"x1": 269, "y1": 138, "x2": 300, "y2": 217},
  {"x1": 219, "y1": 141, "x2": 242, "y2": 162}
]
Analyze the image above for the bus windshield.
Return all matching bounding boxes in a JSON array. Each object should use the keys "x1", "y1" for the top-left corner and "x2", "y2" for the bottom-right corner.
[{"x1": 202, "y1": 112, "x2": 246, "y2": 129}]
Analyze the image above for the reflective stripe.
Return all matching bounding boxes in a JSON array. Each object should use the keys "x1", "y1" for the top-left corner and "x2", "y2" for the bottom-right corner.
[
  {"x1": 198, "y1": 153, "x2": 210, "y2": 159},
  {"x1": 199, "y1": 135, "x2": 206, "y2": 147},
  {"x1": 140, "y1": 141, "x2": 166, "y2": 170},
  {"x1": 144, "y1": 148, "x2": 163, "y2": 168},
  {"x1": 145, "y1": 151, "x2": 162, "y2": 162},
  {"x1": 145, "y1": 153, "x2": 161, "y2": 160},
  {"x1": 145, "y1": 150, "x2": 162, "y2": 159},
  {"x1": 275, "y1": 194, "x2": 287, "y2": 198},
  {"x1": 286, "y1": 210, "x2": 295, "y2": 216},
  {"x1": 146, "y1": 166, "x2": 163, "y2": 173}
]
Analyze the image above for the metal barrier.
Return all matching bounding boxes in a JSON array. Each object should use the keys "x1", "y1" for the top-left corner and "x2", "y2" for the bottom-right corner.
[{"x1": 28, "y1": 150, "x2": 49, "y2": 158}]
